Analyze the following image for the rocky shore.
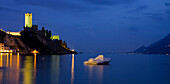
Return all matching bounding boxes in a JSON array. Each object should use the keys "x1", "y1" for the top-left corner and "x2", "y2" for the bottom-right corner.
[{"x1": 0, "y1": 29, "x2": 77, "y2": 55}]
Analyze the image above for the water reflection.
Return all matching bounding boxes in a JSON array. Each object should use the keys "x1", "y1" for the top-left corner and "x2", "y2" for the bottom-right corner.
[
  {"x1": 34, "y1": 53, "x2": 36, "y2": 80},
  {"x1": 71, "y1": 54, "x2": 75, "y2": 84},
  {"x1": 0, "y1": 53, "x2": 37, "y2": 84},
  {"x1": 23, "y1": 56, "x2": 33, "y2": 84},
  {"x1": 17, "y1": 53, "x2": 19, "y2": 68},
  {"x1": 0, "y1": 53, "x2": 2, "y2": 67},
  {"x1": 51, "y1": 55, "x2": 60, "y2": 84},
  {"x1": 85, "y1": 65, "x2": 104, "y2": 84},
  {"x1": 10, "y1": 53, "x2": 12, "y2": 68},
  {"x1": 0, "y1": 53, "x2": 76, "y2": 84},
  {"x1": 0, "y1": 53, "x2": 21, "y2": 84}
]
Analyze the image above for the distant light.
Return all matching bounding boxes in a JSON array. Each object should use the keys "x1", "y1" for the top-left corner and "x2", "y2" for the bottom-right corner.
[
  {"x1": 6, "y1": 31, "x2": 21, "y2": 36},
  {"x1": 32, "y1": 50, "x2": 39, "y2": 54},
  {"x1": 71, "y1": 49, "x2": 75, "y2": 52},
  {"x1": 50, "y1": 35, "x2": 59, "y2": 40}
]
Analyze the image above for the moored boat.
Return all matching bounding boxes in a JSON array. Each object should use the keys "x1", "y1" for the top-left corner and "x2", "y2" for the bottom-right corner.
[{"x1": 84, "y1": 55, "x2": 111, "y2": 65}]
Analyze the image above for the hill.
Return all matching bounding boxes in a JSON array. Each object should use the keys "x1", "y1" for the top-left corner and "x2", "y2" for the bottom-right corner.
[
  {"x1": 0, "y1": 29, "x2": 77, "y2": 55},
  {"x1": 132, "y1": 34, "x2": 170, "y2": 54}
]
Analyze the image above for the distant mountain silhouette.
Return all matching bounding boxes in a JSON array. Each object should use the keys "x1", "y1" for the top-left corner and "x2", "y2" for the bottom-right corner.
[
  {"x1": 133, "y1": 45, "x2": 147, "y2": 53},
  {"x1": 132, "y1": 34, "x2": 170, "y2": 54}
]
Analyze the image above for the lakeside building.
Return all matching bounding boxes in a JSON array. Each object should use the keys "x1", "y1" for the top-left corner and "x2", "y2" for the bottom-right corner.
[
  {"x1": 24, "y1": 13, "x2": 46, "y2": 37},
  {"x1": 0, "y1": 43, "x2": 12, "y2": 53},
  {"x1": 6, "y1": 31, "x2": 21, "y2": 36},
  {"x1": 2, "y1": 13, "x2": 60, "y2": 39},
  {"x1": 50, "y1": 35, "x2": 59, "y2": 40}
]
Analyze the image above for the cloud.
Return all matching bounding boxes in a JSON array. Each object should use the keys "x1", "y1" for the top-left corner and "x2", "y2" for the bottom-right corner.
[
  {"x1": 144, "y1": 13, "x2": 164, "y2": 20},
  {"x1": 165, "y1": 2, "x2": 170, "y2": 6},
  {"x1": 1, "y1": 0, "x2": 170, "y2": 52},
  {"x1": 127, "y1": 5, "x2": 148, "y2": 13},
  {"x1": 166, "y1": 9, "x2": 170, "y2": 14},
  {"x1": 0, "y1": 6, "x2": 22, "y2": 13},
  {"x1": 13, "y1": 0, "x2": 100, "y2": 12},
  {"x1": 83, "y1": 0, "x2": 136, "y2": 5},
  {"x1": 128, "y1": 26, "x2": 140, "y2": 32}
]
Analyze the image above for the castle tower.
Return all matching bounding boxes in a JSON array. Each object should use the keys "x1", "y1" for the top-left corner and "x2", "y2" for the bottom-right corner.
[{"x1": 25, "y1": 13, "x2": 32, "y2": 28}]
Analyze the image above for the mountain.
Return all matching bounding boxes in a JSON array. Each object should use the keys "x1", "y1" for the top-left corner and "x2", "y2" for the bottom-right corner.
[
  {"x1": 133, "y1": 34, "x2": 170, "y2": 54},
  {"x1": 133, "y1": 45, "x2": 147, "y2": 54}
]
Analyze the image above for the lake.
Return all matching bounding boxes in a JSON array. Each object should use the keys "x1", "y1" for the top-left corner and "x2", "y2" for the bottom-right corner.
[{"x1": 0, "y1": 53, "x2": 170, "y2": 84}]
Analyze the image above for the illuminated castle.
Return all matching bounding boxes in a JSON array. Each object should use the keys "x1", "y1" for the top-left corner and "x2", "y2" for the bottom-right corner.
[
  {"x1": 25, "y1": 13, "x2": 32, "y2": 28},
  {"x1": 24, "y1": 13, "x2": 38, "y2": 31}
]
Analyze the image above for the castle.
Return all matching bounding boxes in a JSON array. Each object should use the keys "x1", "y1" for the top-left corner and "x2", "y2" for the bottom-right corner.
[
  {"x1": 25, "y1": 13, "x2": 32, "y2": 28},
  {"x1": 0, "y1": 13, "x2": 60, "y2": 40},
  {"x1": 0, "y1": 12, "x2": 77, "y2": 54},
  {"x1": 23, "y1": 13, "x2": 59, "y2": 40},
  {"x1": 24, "y1": 13, "x2": 38, "y2": 31}
]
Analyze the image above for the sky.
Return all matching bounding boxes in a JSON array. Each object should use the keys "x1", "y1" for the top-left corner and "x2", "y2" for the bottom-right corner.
[{"x1": 0, "y1": 0, "x2": 170, "y2": 53}]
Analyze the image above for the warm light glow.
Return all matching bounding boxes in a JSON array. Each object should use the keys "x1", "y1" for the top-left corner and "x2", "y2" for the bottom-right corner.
[
  {"x1": 50, "y1": 35, "x2": 59, "y2": 40},
  {"x1": 0, "y1": 53, "x2": 2, "y2": 67},
  {"x1": 0, "y1": 41, "x2": 12, "y2": 53},
  {"x1": 71, "y1": 49, "x2": 75, "y2": 52},
  {"x1": 23, "y1": 56, "x2": 33, "y2": 84},
  {"x1": 71, "y1": 54, "x2": 74, "y2": 84},
  {"x1": 10, "y1": 53, "x2": 12, "y2": 68},
  {"x1": 6, "y1": 53, "x2": 9, "y2": 67},
  {"x1": 17, "y1": 53, "x2": 19, "y2": 68},
  {"x1": 32, "y1": 50, "x2": 39, "y2": 54},
  {"x1": 34, "y1": 53, "x2": 37, "y2": 80},
  {"x1": 6, "y1": 31, "x2": 21, "y2": 36},
  {"x1": 0, "y1": 52, "x2": 21, "y2": 84},
  {"x1": 0, "y1": 50, "x2": 13, "y2": 53}
]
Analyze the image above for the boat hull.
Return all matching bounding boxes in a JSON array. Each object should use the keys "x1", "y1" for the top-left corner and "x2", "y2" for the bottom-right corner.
[{"x1": 84, "y1": 60, "x2": 111, "y2": 65}]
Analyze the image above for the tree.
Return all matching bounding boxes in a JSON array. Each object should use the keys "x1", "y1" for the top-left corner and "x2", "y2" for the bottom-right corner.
[
  {"x1": 42, "y1": 27, "x2": 45, "y2": 31},
  {"x1": 48, "y1": 30, "x2": 52, "y2": 38}
]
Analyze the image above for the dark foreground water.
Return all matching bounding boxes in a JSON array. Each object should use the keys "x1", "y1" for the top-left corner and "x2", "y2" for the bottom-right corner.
[{"x1": 0, "y1": 53, "x2": 170, "y2": 84}]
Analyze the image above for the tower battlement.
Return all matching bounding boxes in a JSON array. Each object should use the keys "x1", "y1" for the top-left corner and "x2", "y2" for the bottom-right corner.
[
  {"x1": 25, "y1": 13, "x2": 32, "y2": 28},
  {"x1": 25, "y1": 13, "x2": 32, "y2": 16}
]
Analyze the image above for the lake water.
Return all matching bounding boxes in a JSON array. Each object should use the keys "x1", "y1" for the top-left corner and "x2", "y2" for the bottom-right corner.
[{"x1": 0, "y1": 53, "x2": 170, "y2": 84}]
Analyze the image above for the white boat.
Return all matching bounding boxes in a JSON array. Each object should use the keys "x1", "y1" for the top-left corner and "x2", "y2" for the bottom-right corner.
[{"x1": 84, "y1": 55, "x2": 111, "y2": 65}]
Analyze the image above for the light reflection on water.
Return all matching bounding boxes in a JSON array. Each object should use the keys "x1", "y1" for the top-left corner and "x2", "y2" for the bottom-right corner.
[
  {"x1": 0, "y1": 53, "x2": 37, "y2": 84},
  {"x1": 84, "y1": 64, "x2": 104, "y2": 84},
  {"x1": 71, "y1": 54, "x2": 74, "y2": 84},
  {"x1": 50, "y1": 55, "x2": 60, "y2": 84},
  {"x1": 0, "y1": 53, "x2": 21, "y2": 84},
  {"x1": 23, "y1": 56, "x2": 33, "y2": 84},
  {"x1": 0, "y1": 53, "x2": 170, "y2": 84}
]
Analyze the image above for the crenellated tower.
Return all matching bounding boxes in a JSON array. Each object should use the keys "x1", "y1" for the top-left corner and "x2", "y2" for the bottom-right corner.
[{"x1": 25, "y1": 13, "x2": 32, "y2": 28}]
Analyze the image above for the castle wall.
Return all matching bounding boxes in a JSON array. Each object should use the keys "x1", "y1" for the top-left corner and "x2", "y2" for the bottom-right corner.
[{"x1": 25, "y1": 13, "x2": 32, "y2": 28}]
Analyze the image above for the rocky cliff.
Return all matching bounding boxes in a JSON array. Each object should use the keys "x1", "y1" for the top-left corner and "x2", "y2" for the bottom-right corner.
[{"x1": 0, "y1": 30, "x2": 77, "y2": 55}]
